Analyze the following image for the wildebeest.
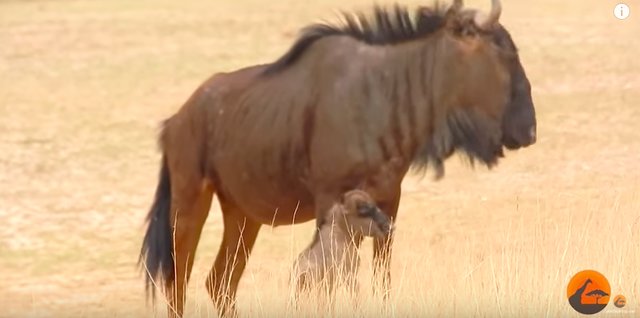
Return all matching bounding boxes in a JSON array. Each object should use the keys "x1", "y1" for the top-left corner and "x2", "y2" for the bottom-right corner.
[
  {"x1": 292, "y1": 189, "x2": 393, "y2": 306},
  {"x1": 139, "y1": 0, "x2": 537, "y2": 317}
]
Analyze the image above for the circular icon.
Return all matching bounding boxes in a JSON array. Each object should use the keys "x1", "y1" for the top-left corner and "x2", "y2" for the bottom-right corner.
[
  {"x1": 614, "y1": 3, "x2": 630, "y2": 20},
  {"x1": 567, "y1": 270, "x2": 611, "y2": 315},
  {"x1": 614, "y1": 295, "x2": 626, "y2": 308}
]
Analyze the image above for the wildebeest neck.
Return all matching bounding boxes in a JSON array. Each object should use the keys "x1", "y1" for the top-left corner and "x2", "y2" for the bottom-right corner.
[{"x1": 357, "y1": 38, "x2": 504, "y2": 180}]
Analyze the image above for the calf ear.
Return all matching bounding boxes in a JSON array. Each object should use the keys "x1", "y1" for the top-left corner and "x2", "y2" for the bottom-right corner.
[{"x1": 340, "y1": 192, "x2": 349, "y2": 204}]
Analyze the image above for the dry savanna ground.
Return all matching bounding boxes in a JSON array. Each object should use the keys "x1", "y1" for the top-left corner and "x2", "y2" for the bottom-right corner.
[{"x1": 1, "y1": 0, "x2": 639, "y2": 317}]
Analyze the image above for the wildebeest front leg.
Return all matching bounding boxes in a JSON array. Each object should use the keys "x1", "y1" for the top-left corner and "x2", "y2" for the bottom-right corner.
[{"x1": 372, "y1": 190, "x2": 401, "y2": 301}]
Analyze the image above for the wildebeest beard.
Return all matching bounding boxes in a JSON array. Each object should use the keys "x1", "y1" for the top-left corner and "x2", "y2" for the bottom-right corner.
[{"x1": 412, "y1": 107, "x2": 503, "y2": 179}]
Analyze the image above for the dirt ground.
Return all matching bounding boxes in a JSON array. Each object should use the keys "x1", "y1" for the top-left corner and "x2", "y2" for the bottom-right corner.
[{"x1": 1, "y1": 0, "x2": 639, "y2": 317}]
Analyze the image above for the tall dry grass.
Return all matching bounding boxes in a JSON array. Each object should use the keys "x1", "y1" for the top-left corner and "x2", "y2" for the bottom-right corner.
[{"x1": 140, "y1": 185, "x2": 639, "y2": 317}]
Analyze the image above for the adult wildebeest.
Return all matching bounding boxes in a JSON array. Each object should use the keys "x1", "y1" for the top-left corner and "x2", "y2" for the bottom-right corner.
[{"x1": 139, "y1": 0, "x2": 537, "y2": 317}]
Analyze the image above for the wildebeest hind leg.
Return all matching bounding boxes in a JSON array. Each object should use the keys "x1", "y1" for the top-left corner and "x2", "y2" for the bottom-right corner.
[
  {"x1": 167, "y1": 179, "x2": 215, "y2": 318},
  {"x1": 206, "y1": 201, "x2": 261, "y2": 318}
]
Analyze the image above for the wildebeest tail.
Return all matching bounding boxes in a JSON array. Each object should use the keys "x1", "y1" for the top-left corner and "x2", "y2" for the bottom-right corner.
[{"x1": 139, "y1": 154, "x2": 173, "y2": 302}]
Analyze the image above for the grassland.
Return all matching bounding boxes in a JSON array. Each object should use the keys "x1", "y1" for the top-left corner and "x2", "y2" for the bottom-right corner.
[{"x1": 1, "y1": 0, "x2": 639, "y2": 317}]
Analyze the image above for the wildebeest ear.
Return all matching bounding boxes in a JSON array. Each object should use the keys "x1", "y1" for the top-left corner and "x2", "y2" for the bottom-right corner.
[
  {"x1": 449, "y1": 0, "x2": 464, "y2": 12},
  {"x1": 446, "y1": 10, "x2": 483, "y2": 37},
  {"x1": 444, "y1": 0, "x2": 463, "y2": 20},
  {"x1": 443, "y1": 4, "x2": 468, "y2": 33}
]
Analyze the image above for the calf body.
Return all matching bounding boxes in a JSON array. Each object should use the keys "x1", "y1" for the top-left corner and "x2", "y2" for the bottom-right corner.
[{"x1": 293, "y1": 190, "x2": 392, "y2": 304}]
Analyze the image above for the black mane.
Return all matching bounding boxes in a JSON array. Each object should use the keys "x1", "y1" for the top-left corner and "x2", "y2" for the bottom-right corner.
[{"x1": 262, "y1": 4, "x2": 448, "y2": 75}]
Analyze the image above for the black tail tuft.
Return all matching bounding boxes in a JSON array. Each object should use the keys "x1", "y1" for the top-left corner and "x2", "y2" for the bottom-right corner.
[{"x1": 139, "y1": 155, "x2": 174, "y2": 302}]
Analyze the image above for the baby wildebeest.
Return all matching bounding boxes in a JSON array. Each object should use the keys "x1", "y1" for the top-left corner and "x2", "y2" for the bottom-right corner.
[{"x1": 292, "y1": 190, "x2": 393, "y2": 307}]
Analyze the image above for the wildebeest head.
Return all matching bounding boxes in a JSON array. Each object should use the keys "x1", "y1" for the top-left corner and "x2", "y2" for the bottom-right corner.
[
  {"x1": 412, "y1": 0, "x2": 536, "y2": 175},
  {"x1": 428, "y1": 0, "x2": 536, "y2": 149}
]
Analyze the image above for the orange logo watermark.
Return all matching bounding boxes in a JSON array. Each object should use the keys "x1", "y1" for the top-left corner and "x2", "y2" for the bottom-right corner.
[
  {"x1": 567, "y1": 270, "x2": 611, "y2": 315},
  {"x1": 613, "y1": 295, "x2": 626, "y2": 308}
]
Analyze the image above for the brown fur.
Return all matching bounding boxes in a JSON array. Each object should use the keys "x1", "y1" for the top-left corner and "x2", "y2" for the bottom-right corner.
[
  {"x1": 139, "y1": 1, "x2": 537, "y2": 317},
  {"x1": 292, "y1": 190, "x2": 392, "y2": 306}
]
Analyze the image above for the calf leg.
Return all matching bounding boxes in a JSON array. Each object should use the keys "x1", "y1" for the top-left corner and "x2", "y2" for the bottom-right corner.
[{"x1": 292, "y1": 268, "x2": 315, "y2": 311}]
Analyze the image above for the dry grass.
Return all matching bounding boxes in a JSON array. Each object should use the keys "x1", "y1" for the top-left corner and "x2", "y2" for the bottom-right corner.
[{"x1": 1, "y1": 0, "x2": 639, "y2": 317}]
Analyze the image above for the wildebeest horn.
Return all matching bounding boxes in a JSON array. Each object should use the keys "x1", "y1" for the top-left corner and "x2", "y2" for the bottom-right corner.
[{"x1": 475, "y1": 0, "x2": 502, "y2": 30}]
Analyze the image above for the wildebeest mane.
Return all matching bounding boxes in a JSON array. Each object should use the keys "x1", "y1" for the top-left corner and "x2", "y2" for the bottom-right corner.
[{"x1": 263, "y1": 3, "x2": 448, "y2": 75}]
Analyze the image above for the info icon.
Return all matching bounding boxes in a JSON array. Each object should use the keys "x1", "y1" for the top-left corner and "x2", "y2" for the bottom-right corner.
[
  {"x1": 566, "y1": 270, "x2": 611, "y2": 315},
  {"x1": 614, "y1": 3, "x2": 630, "y2": 20}
]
